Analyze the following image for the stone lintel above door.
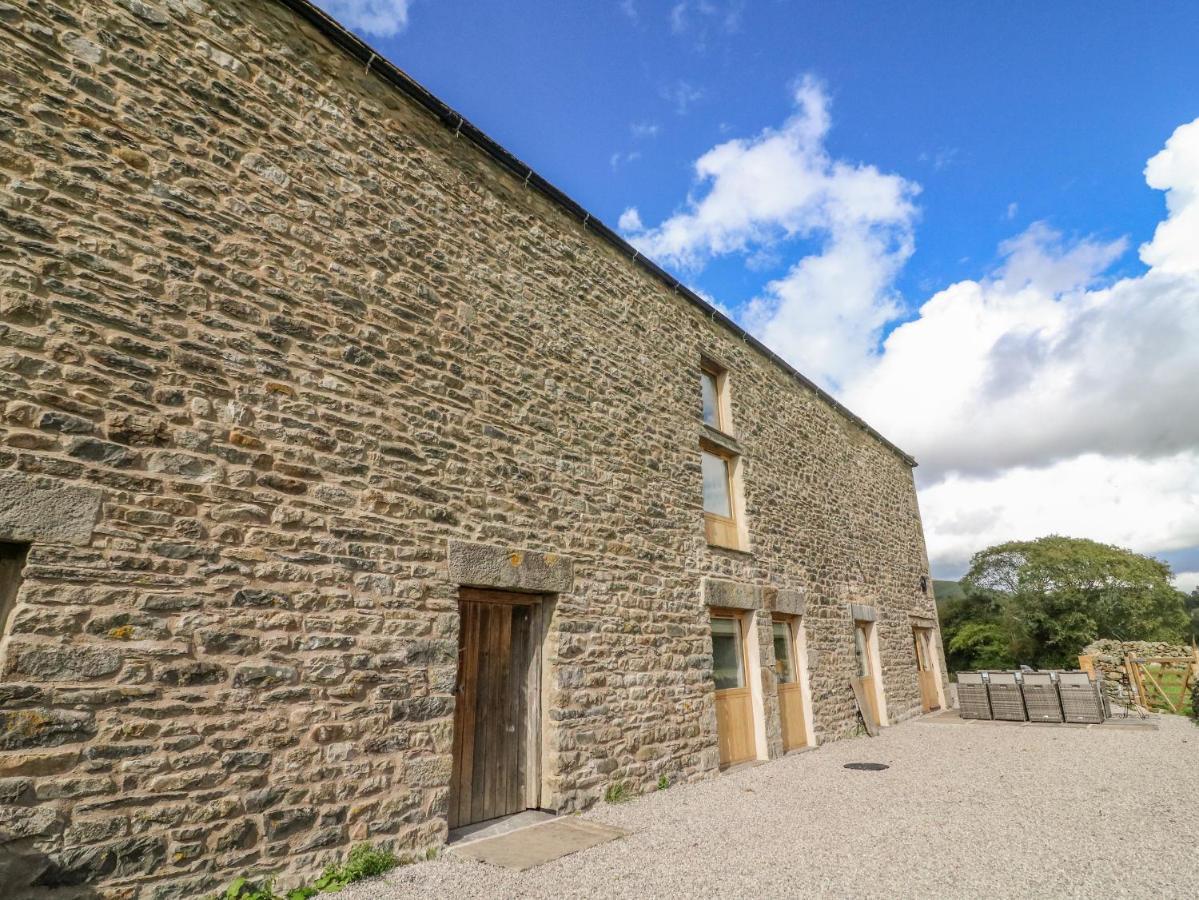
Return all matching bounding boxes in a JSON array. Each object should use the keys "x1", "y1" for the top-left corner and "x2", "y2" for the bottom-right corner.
[
  {"x1": 0, "y1": 472, "x2": 102, "y2": 546},
  {"x1": 446, "y1": 539, "x2": 574, "y2": 593}
]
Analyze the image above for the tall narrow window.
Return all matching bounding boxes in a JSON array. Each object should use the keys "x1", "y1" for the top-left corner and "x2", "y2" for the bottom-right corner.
[
  {"x1": 1, "y1": 542, "x2": 30, "y2": 647},
  {"x1": 701, "y1": 450, "x2": 733, "y2": 519},
  {"x1": 854, "y1": 623, "x2": 871, "y2": 679},
  {"x1": 700, "y1": 361, "x2": 729, "y2": 433},
  {"x1": 772, "y1": 621, "x2": 795, "y2": 684},
  {"x1": 698, "y1": 357, "x2": 745, "y2": 550},
  {"x1": 710, "y1": 616, "x2": 745, "y2": 691},
  {"x1": 701, "y1": 447, "x2": 741, "y2": 548},
  {"x1": 701, "y1": 368, "x2": 721, "y2": 429}
]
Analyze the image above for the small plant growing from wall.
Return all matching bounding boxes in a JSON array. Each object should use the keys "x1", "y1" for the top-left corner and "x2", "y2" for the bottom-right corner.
[
  {"x1": 603, "y1": 781, "x2": 631, "y2": 804},
  {"x1": 211, "y1": 844, "x2": 401, "y2": 900},
  {"x1": 217, "y1": 877, "x2": 281, "y2": 900},
  {"x1": 656, "y1": 774, "x2": 670, "y2": 791}
]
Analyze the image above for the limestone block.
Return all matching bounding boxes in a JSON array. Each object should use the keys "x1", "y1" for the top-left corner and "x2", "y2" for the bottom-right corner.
[
  {"x1": 774, "y1": 589, "x2": 807, "y2": 617},
  {"x1": 849, "y1": 603, "x2": 877, "y2": 623},
  {"x1": 446, "y1": 539, "x2": 573, "y2": 593},
  {"x1": 0, "y1": 708, "x2": 95, "y2": 750},
  {"x1": 702, "y1": 577, "x2": 766, "y2": 610},
  {"x1": 0, "y1": 472, "x2": 101, "y2": 545}
]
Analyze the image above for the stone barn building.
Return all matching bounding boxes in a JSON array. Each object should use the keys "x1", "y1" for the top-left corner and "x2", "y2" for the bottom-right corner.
[{"x1": 0, "y1": 0, "x2": 948, "y2": 895}]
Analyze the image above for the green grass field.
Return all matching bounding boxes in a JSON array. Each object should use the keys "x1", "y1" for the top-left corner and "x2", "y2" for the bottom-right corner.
[{"x1": 1140, "y1": 665, "x2": 1194, "y2": 716}]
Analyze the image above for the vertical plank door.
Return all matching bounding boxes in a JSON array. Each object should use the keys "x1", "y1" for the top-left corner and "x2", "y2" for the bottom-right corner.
[{"x1": 448, "y1": 593, "x2": 539, "y2": 829}]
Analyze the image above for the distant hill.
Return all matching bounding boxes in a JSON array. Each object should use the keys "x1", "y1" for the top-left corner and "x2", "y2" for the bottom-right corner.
[{"x1": 933, "y1": 579, "x2": 965, "y2": 601}]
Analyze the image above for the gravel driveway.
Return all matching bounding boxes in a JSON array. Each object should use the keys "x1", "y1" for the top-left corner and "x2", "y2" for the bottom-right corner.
[{"x1": 343, "y1": 713, "x2": 1198, "y2": 899}]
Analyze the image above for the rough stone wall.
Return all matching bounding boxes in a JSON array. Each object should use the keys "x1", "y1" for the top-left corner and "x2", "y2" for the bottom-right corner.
[
  {"x1": 1081, "y1": 639, "x2": 1194, "y2": 708},
  {"x1": 0, "y1": 0, "x2": 944, "y2": 895}
]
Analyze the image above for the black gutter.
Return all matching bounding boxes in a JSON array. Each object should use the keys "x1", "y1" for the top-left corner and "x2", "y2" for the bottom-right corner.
[{"x1": 275, "y1": 0, "x2": 918, "y2": 468}]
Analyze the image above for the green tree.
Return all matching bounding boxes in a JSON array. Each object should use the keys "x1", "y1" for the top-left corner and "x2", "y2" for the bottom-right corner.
[
  {"x1": 1185, "y1": 588, "x2": 1199, "y2": 641},
  {"x1": 946, "y1": 620, "x2": 1013, "y2": 670},
  {"x1": 960, "y1": 536, "x2": 1190, "y2": 669},
  {"x1": 936, "y1": 587, "x2": 1015, "y2": 672}
]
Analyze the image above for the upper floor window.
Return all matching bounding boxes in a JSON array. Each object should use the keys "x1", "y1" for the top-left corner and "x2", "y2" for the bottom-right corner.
[
  {"x1": 698, "y1": 356, "x2": 746, "y2": 551},
  {"x1": 700, "y1": 360, "x2": 730, "y2": 433},
  {"x1": 701, "y1": 449, "x2": 734, "y2": 519}
]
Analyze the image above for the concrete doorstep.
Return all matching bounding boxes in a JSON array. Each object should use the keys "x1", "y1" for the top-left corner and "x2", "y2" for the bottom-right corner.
[{"x1": 449, "y1": 816, "x2": 629, "y2": 871}]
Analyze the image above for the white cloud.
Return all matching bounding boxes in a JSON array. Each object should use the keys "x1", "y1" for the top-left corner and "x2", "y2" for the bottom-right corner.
[
  {"x1": 742, "y1": 227, "x2": 910, "y2": 388},
  {"x1": 919, "y1": 452, "x2": 1199, "y2": 575},
  {"x1": 670, "y1": 1, "x2": 745, "y2": 40},
  {"x1": 315, "y1": 0, "x2": 413, "y2": 37},
  {"x1": 1174, "y1": 571, "x2": 1199, "y2": 593},
  {"x1": 670, "y1": 1, "x2": 689, "y2": 33},
  {"x1": 660, "y1": 80, "x2": 704, "y2": 115},
  {"x1": 1140, "y1": 119, "x2": 1199, "y2": 274},
  {"x1": 631, "y1": 76, "x2": 918, "y2": 388},
  {"x1": 618, "y1": 207, "x2": 644, "y2": 231},
  {"x1": 845, "y1": 122, "x2": 1199, "y2": 482},
  {"x1": 624, "y1": 85, "x2": 1199, "y2": 577},
  {"x1": 840, "y1": 117, "x2": 1199, "y2": 573},
  {"x1": 919, "y1": 147, "x2": 960, "y2": 171},
  {"x1": 619, "y1": 0, "x2": 638, "y2": 23},
  {"x1": 631, "y1": 121, "x2": 661, "y2": 140}
]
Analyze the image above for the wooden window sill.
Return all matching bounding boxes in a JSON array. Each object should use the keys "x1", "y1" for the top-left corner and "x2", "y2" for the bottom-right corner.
[{"x1": 704, "y1": 514, "x2": 750, "y2": 554}]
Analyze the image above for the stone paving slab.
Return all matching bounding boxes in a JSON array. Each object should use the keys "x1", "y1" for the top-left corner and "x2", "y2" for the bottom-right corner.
[
  {"x1": 448, "y1": 809, "x2": 557, "y2": 846},
  {"x1": 450, "y1": 818, "x2": 628, "y2": 871}
]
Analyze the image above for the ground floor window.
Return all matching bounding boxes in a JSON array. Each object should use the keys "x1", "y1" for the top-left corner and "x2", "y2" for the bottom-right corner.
[{"x1": 711, "y1": 615, "x2": 746, "y2": 690}]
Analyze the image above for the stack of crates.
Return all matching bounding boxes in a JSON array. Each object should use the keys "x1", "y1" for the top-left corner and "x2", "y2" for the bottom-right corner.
[
  {"x1": 986, "y1": 671, "x2": 1027, "y2": 720},
  {"x1": 1058, "y1": 671, "x2": 1105, "y2": 723},
  {"x1": 1021, "y1": 671, "x2": 1063, "y2": 722},
  {"x1": 957, "y1": 671, "x2": 992, "y2": 719}
]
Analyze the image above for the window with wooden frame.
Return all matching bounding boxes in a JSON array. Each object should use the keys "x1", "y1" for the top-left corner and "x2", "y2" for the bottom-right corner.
[
  {"x1": 701, "y1": 443, "x2": 742, "y2": 549},
  {"x1": 698, "y1": 357, "x2": 746, "y2": 550},
  {"x1": 700, "y1": 359, "x2": 732, "y2": 434}
]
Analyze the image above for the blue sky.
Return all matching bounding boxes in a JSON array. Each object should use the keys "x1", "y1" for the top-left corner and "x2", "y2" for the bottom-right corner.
[
  {"x1": 322, "y1": 1, "x2": 1198, "y2": 301},
  {"x1": 317, "y1": 1, "x2": 1199, "y2": 585}
]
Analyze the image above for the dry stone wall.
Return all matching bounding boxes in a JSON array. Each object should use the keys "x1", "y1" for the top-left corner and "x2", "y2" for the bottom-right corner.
[
  {"x1": 0, "y1": 0, "x2": 944, "y2": 895},
  {"x1": 1081, "y1": 639, "x2": 1194, "y2": 707}
]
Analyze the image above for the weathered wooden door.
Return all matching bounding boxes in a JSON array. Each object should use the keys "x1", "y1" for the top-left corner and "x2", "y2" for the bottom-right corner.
[
  {"x1": 912, "y1": 627, "x2": 940, "y2": 712},
  {"x1": 711, "y1": 611, "x2": 755, "y2": 767},
  {"x1": 448, "y1": 590, "x2": 541, "y2": 829},
  {"x1": 772, "y1": 617, "x2": 807, "y2": 751},
  {"x1": 853, "y1": 622, "x2": 878, "y2": 727}
]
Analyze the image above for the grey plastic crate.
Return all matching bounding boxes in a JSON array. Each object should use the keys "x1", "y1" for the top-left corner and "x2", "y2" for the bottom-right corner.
[
  {"x1": 1021, "y1": 672, "x2": 1063, "y2": 722},
  {"x1": 1058, "y1": 672, "x2": 1104, "y2": 723},
  {"x1": 957, "y1": 672, "x2": 992, "y2": 719},
  {"x1": 986, "y1": 671, "x2": 1027, "y2": 721}
]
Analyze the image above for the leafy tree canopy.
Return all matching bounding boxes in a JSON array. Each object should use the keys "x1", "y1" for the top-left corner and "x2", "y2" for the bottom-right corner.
[{"x1": 944, "y1": 535, "x2": 1191, "y2": 670}]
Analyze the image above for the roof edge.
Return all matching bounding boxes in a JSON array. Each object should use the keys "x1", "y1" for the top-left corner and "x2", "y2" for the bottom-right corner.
[{"x1": 275, "y1": 0, "x2": 918, "y2": 468}]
